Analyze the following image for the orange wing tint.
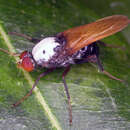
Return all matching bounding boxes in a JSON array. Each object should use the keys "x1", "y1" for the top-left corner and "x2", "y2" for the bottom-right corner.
[{"x1": 63, "y1": 15, "x2": 129, "y2": 54}]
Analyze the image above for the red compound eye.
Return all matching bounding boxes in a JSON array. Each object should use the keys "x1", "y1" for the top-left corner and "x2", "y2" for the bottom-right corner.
[
  {"x1": 18, "y1": 51, "x2": 34, "y2": 72},
  {"x1": 19, "y1": 51, "x2": 28, "y2": 59},
  {"x1": 21, "y1": 57, "x2": 34, "y2": 72},
  {"x1": 18, "y1": 57, "x2": 34, "y2": 72}
]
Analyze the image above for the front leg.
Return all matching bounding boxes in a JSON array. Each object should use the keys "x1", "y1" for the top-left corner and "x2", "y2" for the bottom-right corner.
[
  {"x1": 9, "y1": 32, "x2": 41, "y2": 44},
  {"x1": 13, "y1": 68, "x2": 55, "y2": 107}
]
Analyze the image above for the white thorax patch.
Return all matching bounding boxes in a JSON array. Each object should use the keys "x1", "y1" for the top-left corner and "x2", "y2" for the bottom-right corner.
[{"x1": 32, "y1": 37, "x2": 60, "y2": 64}]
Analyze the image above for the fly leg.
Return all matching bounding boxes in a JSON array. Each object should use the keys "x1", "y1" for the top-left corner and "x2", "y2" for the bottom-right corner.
[
  {"x1": 0, "y1": 48, "x2": 19, "y2": 56},
  {"x1": 62, "y1": 66, "x2": 72, "y2": 125},
  {"x1": 8, "y1": 32, "x2": 41, "y2": 44},
  {"x1": 87, "y1": 55, "x2": 124, "y2": 82},
  {"x1": 0, "y1": 32, "x2": 40, "y2": 56},
  {"x1": 97, "y1": 40, "x2": 125, "y2": 50},
  {"x1": 13, "y1": 68, "x2": 55, "y2": 107},
  {"x1": 96, "y1": 56, "x2": 124, "y2": 82}
]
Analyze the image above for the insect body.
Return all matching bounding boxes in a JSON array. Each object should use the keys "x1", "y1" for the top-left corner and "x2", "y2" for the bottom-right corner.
[
  {"x1": 19, "y1": 15, "x2": 130, "y2": 71},
  {"x1": 1, "y1": 15, "x2": 130, "y2": 125}
]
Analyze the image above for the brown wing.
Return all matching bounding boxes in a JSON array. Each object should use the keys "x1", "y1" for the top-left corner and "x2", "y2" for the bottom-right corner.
[{"x1": 63, "y1": 15, "x2": 129, "y2": 54}]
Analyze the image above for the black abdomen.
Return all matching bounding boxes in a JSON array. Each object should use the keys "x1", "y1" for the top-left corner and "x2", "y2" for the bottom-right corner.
[{"x1": 74, "y1": 42, "x2": 99, "y2": 64}]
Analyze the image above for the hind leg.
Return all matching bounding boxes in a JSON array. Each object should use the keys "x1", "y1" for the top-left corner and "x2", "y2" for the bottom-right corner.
[
  {"x1": 87, "y1": 54, "x2": 124, "y2": 82},
  {"x1": 97, "y1": 40, "x2": 125, "y2": 50}
]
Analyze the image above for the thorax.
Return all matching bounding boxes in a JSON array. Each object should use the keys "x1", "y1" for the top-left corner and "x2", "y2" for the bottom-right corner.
[{"x1": 32, "y1": 36, "x2": 98, "y2": 68}]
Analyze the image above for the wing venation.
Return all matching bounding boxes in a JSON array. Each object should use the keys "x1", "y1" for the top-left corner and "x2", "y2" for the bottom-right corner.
[{"x1": 63, "y1": 15, "x2": 129, "y2": 54}]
